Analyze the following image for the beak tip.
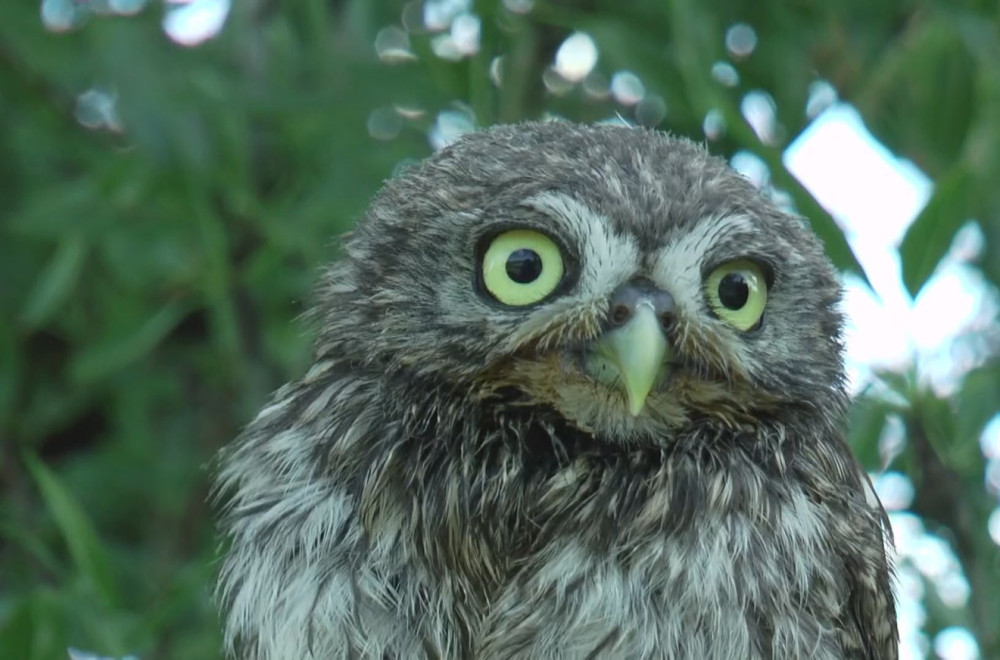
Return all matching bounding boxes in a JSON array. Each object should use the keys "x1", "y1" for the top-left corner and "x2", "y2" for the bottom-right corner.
[
  {"x1": 626, "y1": 396, "x2": 646, "y2": 417},
  {"x1": 594, "y1": 305, "x2": 668, "y2": 419}
]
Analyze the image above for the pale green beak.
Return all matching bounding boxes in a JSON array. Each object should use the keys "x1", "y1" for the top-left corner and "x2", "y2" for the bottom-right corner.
[{"x1": 585, "y1": 304, "x2": 669, "y2": 416}]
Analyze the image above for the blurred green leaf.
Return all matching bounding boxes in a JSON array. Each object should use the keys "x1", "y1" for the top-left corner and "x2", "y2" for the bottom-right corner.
[
  {"x1": 954, "y1": 362, "x2": 1000, "y2": 445},
  {"x1": 69, "y1": 300, "x2": 190, "y2": 384},
  {"x1": 0, "y1": 517, "x2": 64, "y2": 578},
  {"x1": 847, "y1": 393, "x2": 891, "y2": 469},
  {"x1": 0, "y1": 598, "x2": 34, "y2": 660},
  {"x1": 23, "y1": 453, "x2": 118, "y2": 607},
  {"x1": 7, "y1": 181, "x2": 104, "y2": 240},
  {"x1": 0, "y1": 593, "x2": 66, "y2": 660},
  {"x1": 0, "y1": 325, "x2": 18, "y2": 430},
  {"x1": 19, "y1": 237, "x2": 88, "y2": 329},
  {"x1": 855, "y1": 15, "x2": 976, "y2": 173},
  {"x1": 899, "y1": 166, "x2": 975, "y2": 297}
]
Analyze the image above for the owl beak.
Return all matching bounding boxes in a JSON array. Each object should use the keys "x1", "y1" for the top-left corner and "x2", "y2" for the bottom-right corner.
[{"x1": 586, "y1": 303, "x2": 669, "y2": 416}]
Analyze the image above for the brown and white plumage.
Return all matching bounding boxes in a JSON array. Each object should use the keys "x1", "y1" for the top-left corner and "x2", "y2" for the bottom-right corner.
[{"x1": 214, "y1": 122, "x2": 897, "y2": 659}]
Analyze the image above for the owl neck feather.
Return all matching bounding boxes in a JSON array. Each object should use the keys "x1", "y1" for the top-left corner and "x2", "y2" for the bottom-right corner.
[{"x1": 328, "y1": 368, "x2": 854, "y2": 578}]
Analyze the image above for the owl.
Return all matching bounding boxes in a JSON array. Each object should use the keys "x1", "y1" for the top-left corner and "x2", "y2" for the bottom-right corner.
[{"x1": 214, "y1": 122, "x2": 897, "y2": 659}]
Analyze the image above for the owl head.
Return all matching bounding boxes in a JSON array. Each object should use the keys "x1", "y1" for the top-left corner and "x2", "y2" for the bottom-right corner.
[{"x1": 316, "y1": 122, "x2": 846, "y2": 444}]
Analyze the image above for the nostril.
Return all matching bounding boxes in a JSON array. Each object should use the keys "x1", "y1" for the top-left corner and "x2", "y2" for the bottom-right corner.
[{"x1": 610, "y1": 304, "x2": 631, "y2": 325}]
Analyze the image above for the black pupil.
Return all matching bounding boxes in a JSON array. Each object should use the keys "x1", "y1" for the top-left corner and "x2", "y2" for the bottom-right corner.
[
  {"x1": 718, "y1": 272, "x2": 750, "y2": 310},
  {"x1": 505, "y1": 249, "x2": 543, "y2": 284}
]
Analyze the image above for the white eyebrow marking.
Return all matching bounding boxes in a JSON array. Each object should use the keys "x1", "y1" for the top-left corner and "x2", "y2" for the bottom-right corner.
[
  {"x1": 649, "y1": 214, "x2": 767, "y2": 375},
  {"x1": 525, "y1": 192, "x2": 640, "y2": 301},
  {"x1": 649, "y1": 214, "x2": 758, "y2": 314}
]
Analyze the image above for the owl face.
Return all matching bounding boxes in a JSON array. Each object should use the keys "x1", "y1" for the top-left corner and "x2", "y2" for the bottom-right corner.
[{"x1": 322, "y1": 122, "x2": 845, "y2": 443}]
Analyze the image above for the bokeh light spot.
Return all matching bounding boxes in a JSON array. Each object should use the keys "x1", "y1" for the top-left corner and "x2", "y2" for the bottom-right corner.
[
  {"x1": 806, "y1": 80, "x2": 838, "y2": 118},
  {"x1": 873, "y1": 471, "x2": 914, "y2": 510},
  {"x1": 986, "y1": 457, "x2": 1000, "y2": 497},
  {"x1": 934, "y1": 627, "x2": 980, "y2": 660},
  {"x1": 988, "y1": 507, "x2": 1000, "y2": 546},
  {"x1": 878, "y1": 414, "x2": 907, "y2": 465},
  {"x1": 428, "y1": 106, "x2": 475, "y2": 150},
  {"x1": 911, "y1": 536, "x2": 957, "y2": 579},
  {"x1": 554, "y1": 32, "x2": 598, "y2": 83},
  {"x1": 502, "y1": 0, "x2": 533, "y2": 13},
  {"x1": 394, "y1": 104, "x2": 425, "y2": 120},
  {"x1": 108, "y1": 0, "x2": 147, "y2": 15},
  {"x1": 429, "y1": 11, "x2": 480, "y2": 60},
  {"x1": 741, "y1": 90, "x2": 779, "y2": 145},
  {"x1": 423, "y1": 0, "x2": 469, "y2": 31},
  {"x1": 490, "y1": 56, "x2": 504, "y2": 87},
  {"x1": 450, "y1": 13, "x2": 481, "y2": 56},
  {"x1": 401, "y1": 2, "x2": 424, "y2": 32},
  {"x1": 367, "y1": 107, "x2": 403, "y2": 141},
  {"x1": 730, "y1": 150, "x2": 769, "y2": 189},
  {"x1": 725, "y1": 23, "x2": 757, "y2": 58},
  {"x1": 542, "y1": 68, "x2": 574, "y2": 96},
  {"x1": 74, "y1": 87, "x2": 122, "y2": 132},
  {"x1": 703, "y1": 109, "x2": 726, "y2": 140},
  {"x1": 583, "y1": 71, "x2": 610, "y2": 99},
  {"x1": 635, "y1": 94, "x2": 667, "y2": 126},
  {"x1": 911, "y1": 266, "x2": 990, "y2": 352},
  {"x1": 711, "y1": 61, "x2": 739, "y2": 87},
  {"x1": 936, "y1": 572, "x2": 972, "y2": 609},
  {"x1": 979, "y1": 414, "x2": 1000, "y2": 459},
  {"x1": 162, "y1": 0, "x2": 230, "y2": 47},
  {"x1": 610, "y1": 71, "x2": 645, "y2": 105},
  {"x1": 375, "y1": 26, "x2": 416, "y2": 64},
  {"x1": 431, "y1": 34, "x2": 462, "y2": 60},
  {"x1": 41, "y1": 0, "x2": 88, "y2": 32}
]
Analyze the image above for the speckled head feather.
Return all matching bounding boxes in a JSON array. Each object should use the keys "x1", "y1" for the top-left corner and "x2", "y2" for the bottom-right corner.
[{"x1": 214, "y1": 121, "x2": 897, "y2": 659}]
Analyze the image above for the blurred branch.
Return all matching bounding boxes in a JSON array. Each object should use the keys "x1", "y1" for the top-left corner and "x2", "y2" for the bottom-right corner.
[
  {"x1": 496, "y1": 12, "x2": 541, "y2": 122},
  {"x1": 909, "y1": 412, "x2": 1000, "y2": 655}
]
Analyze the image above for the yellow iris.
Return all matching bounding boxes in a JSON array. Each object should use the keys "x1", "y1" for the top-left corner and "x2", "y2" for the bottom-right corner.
[
  {"x1": 705, "y1": 260, "x2": 767, "y2": 331},
  {"x1": 482, "y1": 229, "x2": 564, "y2": 306}
]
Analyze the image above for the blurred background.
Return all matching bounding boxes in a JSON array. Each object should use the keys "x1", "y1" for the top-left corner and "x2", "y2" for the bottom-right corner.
[{"x1": 1, "y1": 0, "x2": 999, "y2": 658}]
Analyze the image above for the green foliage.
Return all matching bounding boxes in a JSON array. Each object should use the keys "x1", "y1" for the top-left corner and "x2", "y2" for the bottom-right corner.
[{"x1": 1, "y1": 0, "x2": 998, "y2": 657}]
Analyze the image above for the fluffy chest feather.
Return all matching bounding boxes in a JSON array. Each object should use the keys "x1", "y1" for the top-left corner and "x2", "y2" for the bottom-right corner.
[
  {"x1": 217, "y1": 380, "x2": 887, "y2": 660},
  {"x1": 472, "y1": 493, "x2": 847, "y2": 659},
  {"x1": 320, "y1": 429, "x2": 855, "y2": 659},
  {"x1": 409, "y1": 452, "x2": 847, "y2": 659}
]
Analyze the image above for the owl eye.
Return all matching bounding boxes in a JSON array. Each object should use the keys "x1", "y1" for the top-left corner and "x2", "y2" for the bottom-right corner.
[
  {"x1": 482, "y1": 229, "x2": 565, "y2": 306},
  {"x1": 705, "y1": 260, "x2": 767, "y2": 331}
]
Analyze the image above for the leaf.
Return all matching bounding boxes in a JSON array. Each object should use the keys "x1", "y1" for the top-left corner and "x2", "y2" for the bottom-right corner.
[
  {"x1": 980, "y1": 217, "x2": 1000, "y2": 292},
  {"x1": 0, "y1": 598, "x2": 32, "y2": 659},
  {"x1": 954, "y1": 362, "x2": 1000, "y2": 446},
  {"x1": 6, "y1": 181, "x2": 103, "y2": 239},
  {"x1": 899, "y1": 166, "x2": 975, "y2": 297},
  {"x1": 0, "y1": 517, "x2": 64, "y2": 578},
  {"x1": 848, "y1": 394, "x2": 890, "y2": 469},
  {"x1": 22, "y1": 453, "x2": 118, "y2": 607},
  {"x1": 19, "y1": 238, "x2": 88, "y2": 329},
  {"x1": 854, "y1": 17, "x2": 976, "y2": 174},
  {"x1": 69, "y1": 299, "x2": 190, "y2": 384},
  {"x1": 0, "y1": 324, "x2": 18, "y2": 431}
]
